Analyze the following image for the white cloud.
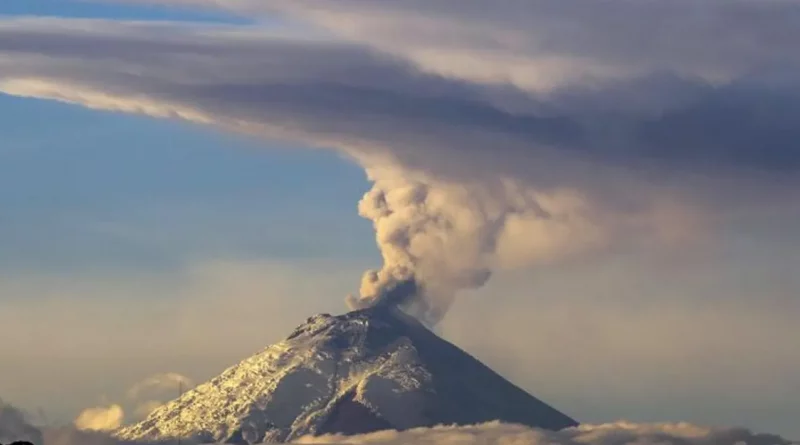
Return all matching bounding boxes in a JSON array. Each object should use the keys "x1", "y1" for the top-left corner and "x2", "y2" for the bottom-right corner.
[
  {"x1": 0, "y1": 78, "x2": 214, "y2": 124},
  {"x1": 74, "y1": 405, "x2": 124, "y2": 432},
  {"x1": 294, "y1": 421, "x2": 796, "y2": 445}
]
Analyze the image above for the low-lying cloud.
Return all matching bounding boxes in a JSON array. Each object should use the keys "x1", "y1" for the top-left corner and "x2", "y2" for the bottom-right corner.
[
  {"x1": 73, "y1": 372, "x2": 196, "y2": 431},
  {"x1": 3, "y1": 397, "x2": 798, "y2": 445},
  {"x1": 74, "y1": 405, "x2": 124, "y2": 432},
  {"x1": 295, "y1": 421, "x2": 797, "y2": 445}
]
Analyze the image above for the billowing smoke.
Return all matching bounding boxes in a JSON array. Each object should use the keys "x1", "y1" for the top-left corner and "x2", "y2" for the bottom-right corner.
[
  {"x1": 345, "y1": 179, "x2": 493, "y2": 325},
  {"x1": 346, "y1": 170, "x2": 609, "y2": 325}
]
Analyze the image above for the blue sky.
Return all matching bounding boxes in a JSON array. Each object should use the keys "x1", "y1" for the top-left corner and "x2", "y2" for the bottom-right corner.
[
  {"x1": 0, "y1": 0, "x2": 798, "y2": 440},
  {"x1": 0, "y1": 94, "x2": 374, "y2": 275},
  {"x1": 0, "y1": 0, "x2": 244, "y2": 22}
]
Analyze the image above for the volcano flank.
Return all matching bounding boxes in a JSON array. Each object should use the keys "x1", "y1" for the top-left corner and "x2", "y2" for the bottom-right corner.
[{"x1": 115, "y1": 306, "x2": 577, "y2": 443}]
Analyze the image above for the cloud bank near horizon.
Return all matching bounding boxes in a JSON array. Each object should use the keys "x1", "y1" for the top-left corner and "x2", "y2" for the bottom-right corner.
[
  {"x1": 294, "y1": 421, "x2": 798, "y2": 445},
  {"x1": 3, "y1": 397, "x2": 798, "y2": 445},
  {"x1": 0, "y1": 1, "x2": 798, "y2": 319}
]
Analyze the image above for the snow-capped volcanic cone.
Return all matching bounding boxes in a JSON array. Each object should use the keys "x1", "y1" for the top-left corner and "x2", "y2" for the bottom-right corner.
[{"x1": 115, "y1": 306, "x2": 577, "y2": 443}]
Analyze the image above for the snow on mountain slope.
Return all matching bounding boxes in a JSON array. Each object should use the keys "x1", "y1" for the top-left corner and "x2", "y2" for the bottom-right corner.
[{"x1": 115, "y1": 306, "x2": 577, "y2": 444}]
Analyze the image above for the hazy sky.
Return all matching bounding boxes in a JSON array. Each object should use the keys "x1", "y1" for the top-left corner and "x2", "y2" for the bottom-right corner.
[{"x1": 0, "y1": 0, "x2": 798, "y2": 440}]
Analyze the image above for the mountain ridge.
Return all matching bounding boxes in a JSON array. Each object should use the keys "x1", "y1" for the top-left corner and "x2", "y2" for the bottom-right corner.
[{"x1": 115, "y1": 306, "x2": 577, "y2": 443}]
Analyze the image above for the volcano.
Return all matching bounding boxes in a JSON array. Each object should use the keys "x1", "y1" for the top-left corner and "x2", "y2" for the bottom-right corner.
[{"x1": 115, "y1": 306, "x2": 577, "y2": 443}]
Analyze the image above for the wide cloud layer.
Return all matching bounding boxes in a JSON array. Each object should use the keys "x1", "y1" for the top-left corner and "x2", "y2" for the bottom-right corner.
[
  {"x1": 2, "y1": 13, "x2": 799, "y2": 175},
  {"x1": 296, "y1": 421, "x2": 797, "y2": 445},
  {"x1": 110, "y1": 0, "x2": 800, "y2": 88}
]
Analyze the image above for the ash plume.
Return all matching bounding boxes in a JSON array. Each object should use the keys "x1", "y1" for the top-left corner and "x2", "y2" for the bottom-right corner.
[
  {"x1": 345, "y1": 173, "x2": 604, "y2": 325},
  {"x1": 1, "y1": 6, "x2": 797, "y2": 326},
  {"x1": 345, "y1": 178, "x2": 490, "y2": 325}
]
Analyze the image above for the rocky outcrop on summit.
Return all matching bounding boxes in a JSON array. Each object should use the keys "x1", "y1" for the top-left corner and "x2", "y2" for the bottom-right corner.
[{"x1": 115, "y1": 307, "x2": 577, "y2": 443}]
